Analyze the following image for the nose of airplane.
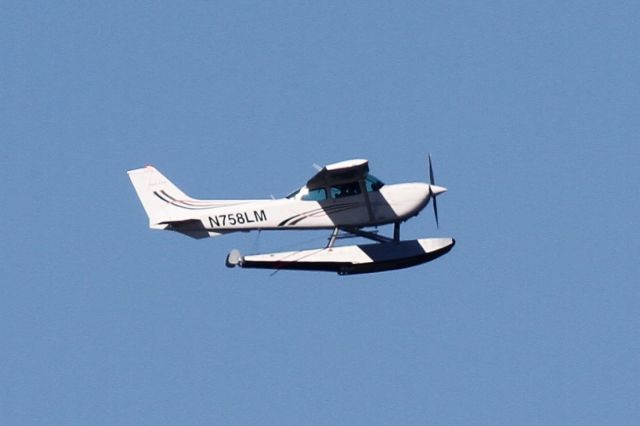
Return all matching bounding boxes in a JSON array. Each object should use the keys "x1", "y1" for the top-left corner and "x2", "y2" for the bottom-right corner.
[
  {"x1": 414, "y1": 182, "x2": 430, "y2": 203},
  {"x1": 390, "y1": 183, "x2": 431, "y2": 214},
  {"x1": 429, "y1": 184, "x2": 447, "y2": 196}
]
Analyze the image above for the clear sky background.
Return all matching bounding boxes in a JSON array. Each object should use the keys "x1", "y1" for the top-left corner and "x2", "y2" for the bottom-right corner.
[{"x1": 2, "y1": 1, "x2": 639, "y2": 425}]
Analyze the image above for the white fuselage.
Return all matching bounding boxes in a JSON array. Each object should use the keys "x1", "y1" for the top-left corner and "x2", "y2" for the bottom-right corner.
[{"x1": 161, "y1": 182, "x2": 431, "y2": 234}]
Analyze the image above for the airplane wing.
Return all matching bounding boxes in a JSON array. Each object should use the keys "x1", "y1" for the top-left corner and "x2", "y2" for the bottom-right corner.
[{"x1": 306, "y1": 159, "x2": 369, "y2": 188}]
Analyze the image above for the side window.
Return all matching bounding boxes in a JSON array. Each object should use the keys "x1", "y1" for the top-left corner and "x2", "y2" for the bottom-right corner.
[
  {"x1": 301, "y1": 187, "x2": 327, "y2": 201},
  {"x1": 330, "y1": 182, "x2": 362, "y2": 199}
]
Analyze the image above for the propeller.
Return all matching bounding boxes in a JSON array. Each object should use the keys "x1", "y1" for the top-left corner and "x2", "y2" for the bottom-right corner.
[{"x1": 428, "y1": 154, "x2": 447, "y2": 228}]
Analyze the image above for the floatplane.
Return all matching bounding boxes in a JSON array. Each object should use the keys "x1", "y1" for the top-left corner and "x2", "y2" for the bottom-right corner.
[{"x1": 128, "y1": 157, "x2": 454, "y2": 275}]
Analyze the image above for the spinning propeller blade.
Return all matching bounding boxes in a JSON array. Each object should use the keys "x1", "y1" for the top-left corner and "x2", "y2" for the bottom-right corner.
[
  {"x1": 429, "y1": 154, "x2": 435, "y2": 186},
  {"x1": 428, "y1": 154, "x2": 446, "y2": 228},
  {"x1": 432, "y1": 193, "x2": 439, "y2": 228}
]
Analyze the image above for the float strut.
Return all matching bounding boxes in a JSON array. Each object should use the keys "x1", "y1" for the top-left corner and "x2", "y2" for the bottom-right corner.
[
  {"x1": 393, "y1": 222, "x2": 401, "y2": 242},
  {"x1": 327, "y1": 227, "x2": 339, "y2": 248}
]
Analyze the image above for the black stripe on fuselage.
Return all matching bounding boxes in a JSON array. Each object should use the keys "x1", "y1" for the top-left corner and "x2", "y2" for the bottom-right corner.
[{"x1": 159, "y1": 190, "x2": 227, "y2": 210}]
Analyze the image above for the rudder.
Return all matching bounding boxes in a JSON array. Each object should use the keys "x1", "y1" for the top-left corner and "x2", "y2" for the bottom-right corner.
[{"x1": 127, "y1": 166, "x2": 193, "y2": 226}]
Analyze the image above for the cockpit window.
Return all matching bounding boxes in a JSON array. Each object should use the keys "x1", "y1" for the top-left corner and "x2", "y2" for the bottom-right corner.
[
  {"x1": 330, "y1": 181, "x2": 361, "y2": 199},
  {"x1": 286, "y1": 187, "x2": 327, "y2": 201},
  {"x1": 287, "y1": 175, "x2": 382, "y2": 201},
  {"x1": 302, "y1": 188, "x2": 327, "y2": 201},
  {"x1": 365, "y1": 174, "x2": 384, "y2": 192}
]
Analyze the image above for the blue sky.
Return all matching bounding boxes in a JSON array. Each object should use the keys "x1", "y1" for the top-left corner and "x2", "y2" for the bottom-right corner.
[{"x1": 2, "y1": 1, "x2": 639, "y2": 424}]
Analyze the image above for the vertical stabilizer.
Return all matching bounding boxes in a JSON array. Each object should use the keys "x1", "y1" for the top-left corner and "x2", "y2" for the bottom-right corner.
[{"x1": 127, "y1": 166, "x2": 192, "y2": 226}]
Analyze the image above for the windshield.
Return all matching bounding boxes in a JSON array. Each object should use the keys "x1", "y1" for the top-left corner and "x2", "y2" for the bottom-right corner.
[
  {"x1": 365, "y1": 174, "x2": 384, "y2": 192},
  {"x1": 286, "y1": 186, "x2": 327, "y2": 201},
  {"x1": 286, "y1": 188, "x2": 301, "y2": 199}
]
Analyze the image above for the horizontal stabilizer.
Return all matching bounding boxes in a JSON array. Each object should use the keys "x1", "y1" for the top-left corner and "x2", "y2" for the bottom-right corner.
[{"x1": 161, "y1": 219, "x2": 231, "y2": 239}]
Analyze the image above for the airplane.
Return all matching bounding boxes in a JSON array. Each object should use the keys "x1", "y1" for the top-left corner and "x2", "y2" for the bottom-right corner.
[{"x1": 127, "y1": 157, "x2": 454, "y2": 275}]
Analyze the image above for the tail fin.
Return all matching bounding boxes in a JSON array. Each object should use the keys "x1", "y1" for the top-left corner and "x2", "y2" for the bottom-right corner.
[{"x1": 127, "y1": 166, "x2": 194, "y2": 226}]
